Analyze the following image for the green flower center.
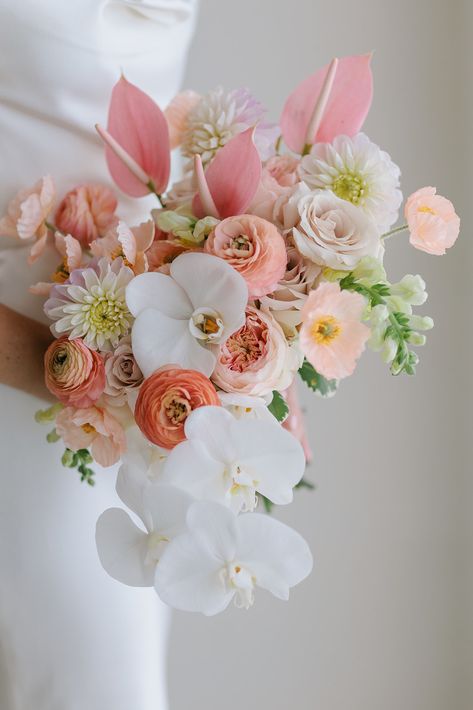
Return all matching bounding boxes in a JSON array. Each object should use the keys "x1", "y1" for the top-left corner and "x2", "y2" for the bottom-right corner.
[
  {"x1": 332, "y1": 172, "x2": 366, "y2": 205},
  {"x1": 85, "y1": 294, "x2": 130, "y2": 338}
]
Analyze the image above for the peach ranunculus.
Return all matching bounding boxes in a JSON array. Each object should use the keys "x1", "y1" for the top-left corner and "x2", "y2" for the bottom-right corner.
[
  {"x1": 55, "y1": 405, "x2": 126, "y2": 467},
  {"x1": 300, "y1": 282, "x2": 370, "y2": 380},
  {"x1": 0, "y1": 175, "x2": 55, "y2": 262},
  {"x1": 164, "y1": 90, "x2": 201, "y2": 150},
  {"x1": 44, "y1": 336, "x2": 105, "y2": 407},
  {"x1": 205, "y1": 215, "x2": 287, "y2": 298},
  {"x1": 55, "y1": 184, "x2": 117, "y2": 246},
  {"x1": 404, "y1": 186, "x2": 460, "y2": 255},
  {"x1": 91, "y1": 220, "x2": 155, "y2": 274},
  {"x1": 212, "y1": 306, "x2": 302, "y2": 397},
  {"x1": 135, "y1": 367, "x2": 221, "y2": 449}
]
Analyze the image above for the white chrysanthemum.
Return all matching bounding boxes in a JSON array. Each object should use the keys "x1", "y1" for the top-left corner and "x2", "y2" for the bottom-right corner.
[
  {"x1": 45, "y1": 258, "x2": 134, "y2": 351},
  {"x1": 181, "y1": 87, "x2": 278, "y2": 166},
  {"x1": 299, "y1": 133, "x2": 402, "y2": 231}
]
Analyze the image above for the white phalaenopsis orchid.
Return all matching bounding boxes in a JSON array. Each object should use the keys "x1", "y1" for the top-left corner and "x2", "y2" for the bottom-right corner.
[
  {"x1": 126, "y1": 252, "x2": 248, "y2": 377},
  {"x1": 218, "y1": 391, "x2": 274, "y2": 421},
  {"x1": 161, "y1": 406, "x2": 305, "y2": 512},
  {"x1": 96, "y1": 483, "x2": 193, "y2": 587},
  {"x1": 155, "y1": 501, "x2": 313, "y2": 615}
]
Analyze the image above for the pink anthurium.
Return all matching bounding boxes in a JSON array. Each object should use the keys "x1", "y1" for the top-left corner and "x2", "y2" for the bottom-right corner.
[
  {"x1": 101, "y1": 76, "x2": 171, "y2": 198},
  {"x1": 193, "y1": 127, "x2": 262, "y2": 219},
  {"x1": 280, "y1": 53, "x2": 373, "y2": 154}
]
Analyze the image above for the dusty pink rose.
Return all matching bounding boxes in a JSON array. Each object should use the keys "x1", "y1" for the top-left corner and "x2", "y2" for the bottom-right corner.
[
  {"x1": 405, "y1": 186, "x2": 460, "y2": 255},
  {"x1": 55, "y1": 184, "x2": 117, "y2": 246},
  {"x1": 103, "y1": 336, "x2": 143, "y2": 406},
  {"x1": 135, "y1": 367, "x2": 220, "y2": 449},
  {"x1": 212, "y1": 306, "x2": 301, "y2": 397},
  {"x1": 164, "y1": 90, "x2": 201, "y2": 149},
  {"x1": 0, "y1": 175, "x2": 55, "y2": 262},
  {"x1": 91, "y1": 220, "x2": 155, "y2": 274},
  {"x1": 205, "y1": 215, "x2": 287, "y2": 298},
  {"x1": 55, "y1": 405, "x2": 126, "y2": 467},
  {"x1": 44, "y1": 336, "x2": 105, "y2": 407},
  {"x1": 300, "y1": 282, "x2": 369, "y2": 380}
]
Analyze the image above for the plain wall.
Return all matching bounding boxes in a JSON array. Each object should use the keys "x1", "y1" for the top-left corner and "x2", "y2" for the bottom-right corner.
[{"x1": 168, "y1": 2, "x2": 472, "y2": 709}]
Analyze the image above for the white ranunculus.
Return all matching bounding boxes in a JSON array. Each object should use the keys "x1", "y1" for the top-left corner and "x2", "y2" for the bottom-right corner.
[
  {"x1": 299, "y1": 133, "x2": 402, "y2": 231},
  {"x1": 288, "y1": 187, "x2": 382, "y2": 271},
  {"x1": 126, "y1": 252, "x2": 248, "y2": 378},
  {"x1": 161, "y1": 406, "x2": 305, "y2": 513},
  {"x1": 154, "y1": 501, "x2": 313, "y2": 615},
  {"x1": 96, "y1": 482, "x2": 194, "y2": 588}
]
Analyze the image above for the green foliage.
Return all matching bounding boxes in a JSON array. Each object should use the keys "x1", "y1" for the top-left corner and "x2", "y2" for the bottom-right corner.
[
  {"x1": 268, "y1": 390, "x2": 289, "y2": 423},
  {"x1": 61, "y1": 448, "x2": 96, "y2": 486},
  {"x1": 298, "y1": 359, "x2": 338, "y2": 397}
]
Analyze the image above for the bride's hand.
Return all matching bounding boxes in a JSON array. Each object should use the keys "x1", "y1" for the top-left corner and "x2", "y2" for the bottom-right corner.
[{"x1": 0, "y1": 304, "x2": 53, "y2": 401}]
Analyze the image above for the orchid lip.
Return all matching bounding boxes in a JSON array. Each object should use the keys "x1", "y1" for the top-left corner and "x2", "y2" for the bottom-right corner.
[{"x1": 189, "y1": 306, "x2": 224, "y2": 342}]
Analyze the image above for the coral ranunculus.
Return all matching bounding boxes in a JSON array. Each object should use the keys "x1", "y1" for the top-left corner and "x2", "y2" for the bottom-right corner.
[
  {"x1": 135, "y1": 368, "x2": 221, "y2": 449},
  {"x1": 205, "y1": 214, "x2": 287, "y2": 298},
  {"x1": 44, "y1": 336, "x2": 105, "y2": 407},
  {"x1": 55, "y1": 184, "x2": 117, "y2": 246},
  {"x1": 405, "y1": 186, "x2": 460, "y2": 255}
]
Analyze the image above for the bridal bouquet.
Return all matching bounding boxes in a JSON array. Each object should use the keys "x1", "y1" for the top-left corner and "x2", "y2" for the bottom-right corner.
[{"x1": 2, "y1": 54, "x2": 459, "y2": 615}]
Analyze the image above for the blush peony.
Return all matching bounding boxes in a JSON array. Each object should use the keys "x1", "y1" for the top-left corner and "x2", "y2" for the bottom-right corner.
[
  {"x1": 44, "y1": 336, "x2": 105, "y2": 407},
  {"x1": 135, "y1": 367, "x2": 221, "y2": 449},
  {"x1": 205, "y1": 214, "x2": 286, "y2": 298}
]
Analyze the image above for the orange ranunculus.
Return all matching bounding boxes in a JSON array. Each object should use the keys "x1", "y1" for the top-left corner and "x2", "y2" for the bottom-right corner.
[{"x1": 44, "y1": 336, "x2": 105, "y2": 407}]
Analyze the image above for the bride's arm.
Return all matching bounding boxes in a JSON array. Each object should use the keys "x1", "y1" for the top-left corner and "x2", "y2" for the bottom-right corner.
[{"x1": 0, "y1": 304, "x2": 53, "y2": 400}]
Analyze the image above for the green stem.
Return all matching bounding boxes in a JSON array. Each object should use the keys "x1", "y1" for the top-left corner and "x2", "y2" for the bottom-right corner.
[
  {"x1": 146, "y1": 180, "x2": 166, "y2": 208},
  {"x1": 301, "y1": 143, "x2": 312, "y2": 157},
  {"x1": 380, "y1": 223, "x2": 408, "y2": 240}
]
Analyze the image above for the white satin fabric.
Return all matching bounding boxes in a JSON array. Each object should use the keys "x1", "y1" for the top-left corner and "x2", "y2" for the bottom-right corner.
[{"x1": 0, "y1": 2, "x2": 197, "y2": 708}]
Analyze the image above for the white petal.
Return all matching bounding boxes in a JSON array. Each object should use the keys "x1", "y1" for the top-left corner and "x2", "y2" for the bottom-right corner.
[
  {"x1": 95, "y1": 508, "x2": 154, "y2": 587},
  {"x1": 170, "y1": 252, "x2": 248, "y2": 338},
  {"x1": 184, "y1": 406, "x2": 236, "y2": 462},
  {"x1": 132, "y1": 308, "x2": 216, "y2": 377},
  {"x1": 230, "y1": 419, "x2": 305, "y2": 504},
  {"x1": 126, "y1": 271, "x2": 192, "y2": 318},
  {"x1": 154, "y1": 533, "x2": 233, "y2": 615},
  {"x1": 161, "y1": 439, "x2": 228, "y2": 502},
  {"x1": 144, "y1": 484, "x2": 194, "y2": 538},
  {"x1": 186, "y1": 501, "x2": 238, "y2": 562},
  {"x1": 236, "y1": 514, "x2": 313, "y2": 599}
]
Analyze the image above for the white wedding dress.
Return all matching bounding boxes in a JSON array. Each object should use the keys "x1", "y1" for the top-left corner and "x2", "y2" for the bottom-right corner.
[{"x1": 0, "y1": 2, "x2": 197, "y2": 708}]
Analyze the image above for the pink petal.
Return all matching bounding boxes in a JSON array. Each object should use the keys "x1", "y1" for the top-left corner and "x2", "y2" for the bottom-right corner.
[
  {"x1": 27, "y1": 231, "x2": 49, "y2": 264},
  {"x1": 280, "y1": 54, "x2": 373, "y2": 154},
  {"x1": 106, "y1": 77, "x2": 171, "y2": 197},
  {"x1": 117, "y1": 221, "x2": 137, "y2": 264},
  {"x1": 193, "y1": 127, "x2": 262, "y2": 219},
  {"x1": 132, "y1": 220, "x2": 155, "y2": 252}
]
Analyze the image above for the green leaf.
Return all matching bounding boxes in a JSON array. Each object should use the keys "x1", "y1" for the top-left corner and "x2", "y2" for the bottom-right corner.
[
  {"x1": 295, "y1": 477, "x2": 316, "y2": 491},
  {"x1": 268, "y1": 390, "x2": 289, "y2": 423},
  {"x1": 260, "y1": 495, "x2": 274, "y2": 514},
  {"x1": 298, "y1": 360, "x2": 338, "y2": 397}
]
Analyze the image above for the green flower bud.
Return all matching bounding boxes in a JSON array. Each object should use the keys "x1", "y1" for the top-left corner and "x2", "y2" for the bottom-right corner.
[
  {"x1": 61, "y1": 448, "x2": 75, "y2": 467},
  {"x1": 409, "y1": 315, "x2": 434, "y2": 331},
  {"x1": 352, "y1": 256, "x2": 387, "y2": 286},
  {"x1": 391, "y1": 274, "x2": 427, "y2": 306},
  {"x1": 408, "y1": 332, "x2": 427, "y2": 346}
]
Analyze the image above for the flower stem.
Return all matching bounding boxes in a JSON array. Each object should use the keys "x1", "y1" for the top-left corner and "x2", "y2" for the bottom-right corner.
[
  {"x1": 380, "y1": 223, "x2": 409, "y2": 240},
  {"x1": 146, "y1": 180, "x2": 166, "y2": 208}
]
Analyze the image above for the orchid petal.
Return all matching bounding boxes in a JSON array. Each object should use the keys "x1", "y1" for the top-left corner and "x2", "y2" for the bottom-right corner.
[
  {"x1": 281, "y1": 53, "x2": 373, "y2": 153},
  {"x1": 186, "y1": 501, "x2": 238, "y2": 562},
  {"x1": 145, "y1": 484, "x2": 194, "y2": 538},
  {"x1": 95, "y1": 508, "x2": 154, "y2": 587},
  {"x1": 183, "y1": 406, "x2": 236, "y2": 462},
  {"x1": 105, "y1": 76, "x2": 171, "y2": 196},
  {"x1": 161, "y1": 439, "x2": 228, "y2": 502},
  {"x1": 126, "y1": 271, "x2": 192, "y2": 318},
  {"x1": 193, "y1": 127, "x2": 262, "y2": 219}
]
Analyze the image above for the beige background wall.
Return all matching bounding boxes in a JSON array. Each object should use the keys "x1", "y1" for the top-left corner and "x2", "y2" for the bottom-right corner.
[{"x1": 169, "y1": 2, "x2": 472, "y2": 709}]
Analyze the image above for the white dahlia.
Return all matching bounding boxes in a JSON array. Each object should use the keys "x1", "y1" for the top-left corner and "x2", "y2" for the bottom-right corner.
[
  {"x1": 181, "y1": 87, "x2": 278, "y2": 166},
  {"x1": 45, "y1": 258, "x2": 134, "y2": 351},
  {"x1": 299, "y1": 133, "x2": 402, "y2": 231}
]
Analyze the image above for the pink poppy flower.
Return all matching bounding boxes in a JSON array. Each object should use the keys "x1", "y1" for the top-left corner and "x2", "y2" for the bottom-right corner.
[
  {"x1": 405, "y1": 187, "x2": 460, "y2": 255},
  {"x1": 300, "y1": 282, "x2": 369, "y2": 380},
  {"x1": 55, "y1": 184, "x2": 117, "y2": 246},
  {"x1": 55, "y1": 405, "x2": 126, "y2": 468},
  {"x1": 0, "y1": 175, "x2": 55, "y2": 262},
  {"x1": 205, "y1": 215, "x2": 287, "y2": 298},
  {"x1": 90, "y1": 220, "x2": 155, "y2": 274},
  {"x1": 30, "y1": 232, "x2": 83, "y2": 296}
]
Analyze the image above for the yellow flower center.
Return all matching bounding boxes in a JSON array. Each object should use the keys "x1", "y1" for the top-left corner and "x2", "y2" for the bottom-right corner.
[
  {"x1": 418, "y1": 205, "x2": 436, "y2": 215},
  {"x1": 110, "y1": 247, "x2": 133, "y2": 269},
  {"x1": 332, "y1": 172, "x2": 366, "y2": 204},
  {"x1": 81, "y1": 423, "x2": 96, "y2": 434},
  {"x1": 311, "y1": 315, "x2": 341, "y2": 344},
  {"x1": 51, "y1": 259, "x2": 70, "y2": 284}
]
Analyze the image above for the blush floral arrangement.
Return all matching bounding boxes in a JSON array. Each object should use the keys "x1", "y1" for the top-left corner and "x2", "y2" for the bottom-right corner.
[{"x1": 1, "y1": 54, "x2": 460, "y2": 615}]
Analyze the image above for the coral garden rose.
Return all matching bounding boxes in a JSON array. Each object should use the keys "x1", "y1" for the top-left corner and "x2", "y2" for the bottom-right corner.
[
  {"x1": 55, "y1": 184, "x2": 117, "y2": 246},
  {"x1": 205, "y1": 214, "x2": 286, "y2": 298},
  {"x1": 44, "y1": 336, "x2": 105, "y2": 407},
  {"x1": 404, "y1": 186, "x2": 460, "y2": 255},
  {"x1": 284, "y1": 184, "x2": 382, "y2": 270},
  {"x1": 55, "y1": 405, "x2": 126, "y2": 467},
  {"x1": 212, "y1": 306, "x2": 301, "y2": 397},
  {"x1": 135, "y1": 367, "x2": 221, "y2": 449},
  {"x1": 104, "y1": 336, "x2": 144, "y2": 406},
  {"x1": 300, "y1": 282, "x2": 370, "y2": 380}
]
